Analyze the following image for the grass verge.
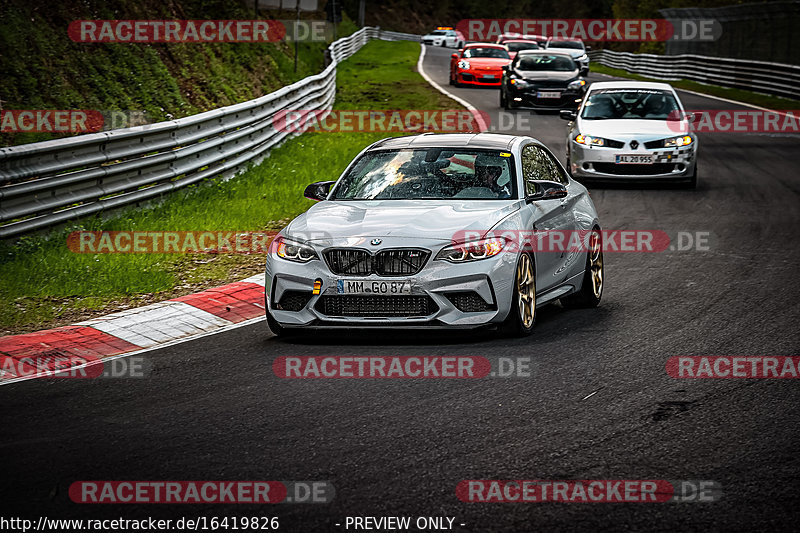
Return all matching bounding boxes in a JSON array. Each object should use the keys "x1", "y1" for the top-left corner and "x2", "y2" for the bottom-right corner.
[
  {"x1": 0, "y1": 39, "x2": 462, "y2": 335},
  {"x1": 590, "y1": 63, "x2": 800, "y2": 110}
]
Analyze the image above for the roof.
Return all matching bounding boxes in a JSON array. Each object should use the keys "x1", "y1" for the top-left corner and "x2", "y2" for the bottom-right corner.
[
  {"x1": 587, "y1": 80, "x2": 675, "y2": 92},
  {"x1": 367, "y1": 133, "x2": 525, "y2": 151},
  {"x1": 516, "y1": 49, "x2": 575, "y2": 58},
  {"x1": 464, "y1": 42, "x2": 506, "y2": 49}
]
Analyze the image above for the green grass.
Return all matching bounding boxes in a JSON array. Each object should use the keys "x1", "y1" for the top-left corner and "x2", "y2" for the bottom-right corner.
[
  {"x1": 0, "y1": 0, "x2": 359, "y2": 146},
  {"x1": 590, "y1": 63, "x2": 800, "y2": 110},
  {"x1": 0, "y1": 39, "x2": 460, "y2": 334}
]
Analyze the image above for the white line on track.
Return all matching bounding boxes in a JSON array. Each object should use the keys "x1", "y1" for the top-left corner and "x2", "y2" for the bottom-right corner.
[{"x1": 416, "y1": 44, "x2": 489, "y2": 132}]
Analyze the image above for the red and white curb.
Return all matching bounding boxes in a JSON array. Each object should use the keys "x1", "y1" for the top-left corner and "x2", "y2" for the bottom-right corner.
[{"x1": 0, "y1": 273, "x2": 266, "y2": 384}]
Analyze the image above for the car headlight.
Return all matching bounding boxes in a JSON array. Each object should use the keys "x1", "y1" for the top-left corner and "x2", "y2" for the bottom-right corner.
[
  {"x1": 663, "y1": 135, "x2": 694, "y2": 148},
  {"x1": 567, "y1": 79, "x2": 586, "y2": 91},
  {"x1": 458, "y1": 60, "x2": 471, "y2": 69},
  {"x1": 271, "y1": 236, "x2": 319, "y2": 263},
  {"x1": 576, "y1": 54, "x2": 588, "y2": 61},
  {"x1": 509, "y1": 78, "x2": 530, "y2": 88},
  {"x1": 435, "y1": 237, "x2": 507, "y2": 263},
  {"x1": 574, "y1": 133, "x2": 606, "y2": 147}
]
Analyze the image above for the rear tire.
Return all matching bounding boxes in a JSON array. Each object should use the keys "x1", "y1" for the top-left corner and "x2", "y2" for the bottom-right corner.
[
  {"x1": 499, "y1": 253, "x2": 536, "y2": 337},
  {"x1": 561, "y1": 228, "x2": 603, "y2": 309}
]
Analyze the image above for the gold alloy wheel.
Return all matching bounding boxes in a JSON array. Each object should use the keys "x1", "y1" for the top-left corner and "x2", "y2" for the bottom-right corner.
[
  {"x1": 589, "y1": 230, "x2": 604, "y2": 299},
  {"x1": 517, "y1": 254, "x2": 536, "y2": 329}
]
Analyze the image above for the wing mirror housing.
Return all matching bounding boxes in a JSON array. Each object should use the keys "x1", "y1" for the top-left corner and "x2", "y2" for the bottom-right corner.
[
  {"x1": 559, "y1": 109, "x2": 577, "y2": 121},
  {"x1": 580, "y1": 66, "x2": 590, "y2": 76},
  {"x1": 304, "y1": 180, "x2": 336, "y2": 201},
  {"x1": 526, "y1": 181, "x2": 568, "y2": 202},
  {"x1": 451, "y1": 53, "x2": 458, "y2": 59}
]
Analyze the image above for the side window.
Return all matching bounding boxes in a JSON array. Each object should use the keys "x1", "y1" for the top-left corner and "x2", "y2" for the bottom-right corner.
[
  {"x1": 521, "y1": 144, "x2": 566, "y2": 194},
  {"x1": 542, "y1": 150, "x2": 569, "y2": 185}
]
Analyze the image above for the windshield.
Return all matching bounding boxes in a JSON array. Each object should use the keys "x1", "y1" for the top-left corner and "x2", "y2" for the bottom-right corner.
[
  {"x1": 548, "y1": 40, "x2": 584, "y2": 50},
  {"x1": 581, "y1": 89, "x2": 681, "y2": 120},
  {"x1": 430, "y1": 30, "x2": 447, "y2": 35},
  {"x1": 516, "y1": 54, "x2": 576, "y2": 71},
  {"x1": 507, "y1": 41, "x2": 540, "y2": 52},
  {"x1": 332, "y1": 149, "x2": 518, "y2": 200},
  {"x1": 463, "y1": 47, "x2": 510, "y2": 59}
]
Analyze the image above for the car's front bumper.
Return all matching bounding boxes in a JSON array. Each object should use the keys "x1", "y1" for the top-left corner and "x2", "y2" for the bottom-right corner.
[
  {"x1": 457, "y1": 69, "x2": 503, "y2": 86},
  {"x1": 423, "y1": 38, "x2": 445, "y2": 46},
  {"x1": 265, "y1": 242, "x2": 518, "y2": 329},
  {"x1": 569, "y1": 142, "x2": 697, "y2": 181},
  {"x1": 508, "y1": 87, "x2": 583, "y2": 109}
]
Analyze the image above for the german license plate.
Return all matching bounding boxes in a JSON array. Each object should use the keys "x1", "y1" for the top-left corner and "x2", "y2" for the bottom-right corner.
[
  {"x1": 537, "y1": 91, "x2": 561, "y2": 98},
  {"x1": 615, "y1": 154, "x2": 653, "y2": 164},
  {"x1": 336, "y1": 279, "x2": 413, "y2": 295}
]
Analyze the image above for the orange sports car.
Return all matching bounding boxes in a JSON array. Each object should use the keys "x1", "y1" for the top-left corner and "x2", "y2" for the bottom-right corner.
[{"x1": 449, "y1": 43, "x2": 511, "y2": 87}]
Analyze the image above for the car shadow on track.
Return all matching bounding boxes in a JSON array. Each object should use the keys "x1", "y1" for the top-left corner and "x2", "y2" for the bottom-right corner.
[{"x1": 264, "y1": 301, "x2": 605, "y2": 347}]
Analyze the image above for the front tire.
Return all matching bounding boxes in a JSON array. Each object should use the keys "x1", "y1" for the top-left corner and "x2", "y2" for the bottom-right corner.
[
  {"x1": 685, "y1": 163, "x2": 698, "y2": 189},
  {"x1": 561, "y1": 228, "x2": 603, "y2": 308},
  {"x1": 500, "y1": 253, "x2": 536, "y2": 337}
]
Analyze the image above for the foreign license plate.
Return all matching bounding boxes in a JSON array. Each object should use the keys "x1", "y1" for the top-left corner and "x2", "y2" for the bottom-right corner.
[
  {"x1": 537, "y1": 91, "x2": 561, "y2": 99},
  {"x1": 336, "y1": 279, "x2": 413, "y2": 295},
  {"x1": 615, "y1": 154, "x2": 654, "y2": 164}
]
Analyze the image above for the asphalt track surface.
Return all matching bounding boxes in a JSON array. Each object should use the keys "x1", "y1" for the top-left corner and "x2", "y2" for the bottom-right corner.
[{"x1": 2, "y1": 45, "x2": 800, "y2": 531}]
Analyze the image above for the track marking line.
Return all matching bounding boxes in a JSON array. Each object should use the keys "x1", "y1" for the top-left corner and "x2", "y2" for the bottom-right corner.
[{"x1": 416, "y1": 45, "x2": 488, "y2": 132}]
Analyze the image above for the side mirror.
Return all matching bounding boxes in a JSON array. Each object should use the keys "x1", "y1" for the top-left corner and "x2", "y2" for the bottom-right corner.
[
  {"x1": 502, "y1": 64, "x2": 509, "y2": 71},
  {"x1": 303, "y1": 180, "x2": 335, "y2": 201},
  {"x1": 451, "y1": 53, "x2": 458, "y2": 59},
  {"x1": 585, "y1": 45, "x2": 592, "y2": 51},
  {"x1": 559, "y1": 109, "x2": 577, "y2": 121},
  {"x1": 580, "y1": 66, "x2": 590, "y2": 76},
  {"x1": 526, "y1": 181, "x2": 568, "y2": 202}
]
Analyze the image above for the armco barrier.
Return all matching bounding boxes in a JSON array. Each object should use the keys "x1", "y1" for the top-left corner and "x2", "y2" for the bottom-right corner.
[
  {"x1": 589, "y1": 49, "x2": 800, "y2": 100},
  {"x1": 0, "y1": 27, "x2": 420, "y2": 239}
]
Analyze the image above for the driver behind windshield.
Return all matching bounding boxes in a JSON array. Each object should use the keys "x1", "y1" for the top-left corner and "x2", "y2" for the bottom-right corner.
[{"x1": 474, "y1": 155, "x2": 511, "y2": 198}]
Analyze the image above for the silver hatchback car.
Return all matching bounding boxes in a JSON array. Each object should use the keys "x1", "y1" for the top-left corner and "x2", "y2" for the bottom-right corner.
[
  {"x1": 561, "y1": 81, "x2": 698, "y2": 188},
  {"x1": 265, "y1": 133, "x2": 604, "y2": 337}
]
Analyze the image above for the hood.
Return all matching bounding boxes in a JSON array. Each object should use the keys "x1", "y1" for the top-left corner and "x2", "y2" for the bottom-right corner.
[
  {"x1": 515, "y1": 69, "x2": 577, "y2": 82},
  {"x1": 286, "y1": 200, "x2": 521, "y2": 243},
  {"x1": 578, "y1": 118, "x2": 690, "y2": 138}
]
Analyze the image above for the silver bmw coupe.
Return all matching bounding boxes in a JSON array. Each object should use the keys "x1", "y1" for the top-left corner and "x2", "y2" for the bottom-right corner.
[{"x1": 265, "y1": 133, "x2": 604, "y2": 337}]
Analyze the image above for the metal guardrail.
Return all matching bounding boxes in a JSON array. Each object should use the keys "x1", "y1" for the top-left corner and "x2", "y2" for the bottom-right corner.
[
  {"x1": 589, "y1": 49, "x2": 800, "y2": 100},
  {"x1": 0, "y1": 27, "x2": 421, "y2": 239}
]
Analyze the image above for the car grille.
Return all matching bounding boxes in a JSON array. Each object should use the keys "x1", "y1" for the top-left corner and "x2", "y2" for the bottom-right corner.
[
  {"x1": 275, "y1": 290, "x2": 312, "y2": 312},
  {"x1": 315, "y1": 295, "x2": 438, "y2": 317},
  {"x1": 324, "y1": 248, "x2": 430, "y2": 276},
  {"x1": 592, "y1": 163, "x2": 678, "y2": 175},
  {"x1": 445, "y1": 292, "x2": 496, "y2": 312},
  {"x1": 604, "y1": 139, "x2": 625, "y2": 148}
]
